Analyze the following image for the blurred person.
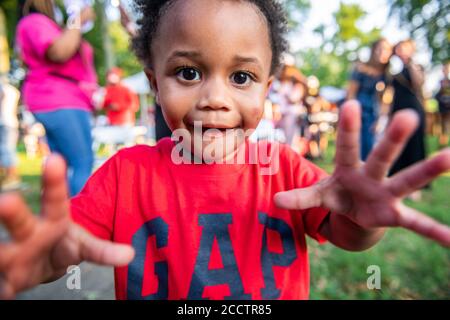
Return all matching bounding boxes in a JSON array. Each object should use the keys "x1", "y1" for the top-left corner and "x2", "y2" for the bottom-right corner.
[
  {"x1": 0, "y1": 79, "x2": 21, "y2": 192},
  {"x1": 305, "y1": 94, "x2": 335, "y2": 160},
  {"x1": 389, "y1": 39, "x2": 427, "y2": 200},
  {"x1": 15, "y1": 0, "x2": 97, "y2": 196},
  {"x1": 436, "y1": 61, "x2": 450, "y2": 148},
  {"x1": 347, "y1": 38, "x2": 393, "y2": 161},
  {"x1": 21, "y1": 111, "x2": 50, "y2": 159},
  {"x1": 102, "y1": 67, "x2": 140, "y2": 127},
  {"x1": 275, "y1": 65, "x2": 307, "y2": 147},
  {"x1": 250, "y1": 99, "x2": 286, "y2": 143}
]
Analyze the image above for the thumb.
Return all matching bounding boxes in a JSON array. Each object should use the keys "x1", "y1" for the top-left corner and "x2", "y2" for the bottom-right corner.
[
  {"x1": 41, "y1": 154, "x2": 70, "y2": 220},
  {"x1": 77, "y1": 227, "x2": 135, "y2": 267},
  {"x1": 274, "y1": 185, "x2": 323, "y2": 210}
]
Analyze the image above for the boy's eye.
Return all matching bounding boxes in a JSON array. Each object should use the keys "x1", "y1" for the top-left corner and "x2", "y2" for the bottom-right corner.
[
  {"x1": 231, "y1": 72, "x2": 252, "y2": 86},
  {"x1": 176, "y1": 68, "x2": 201, "y2": 81}
]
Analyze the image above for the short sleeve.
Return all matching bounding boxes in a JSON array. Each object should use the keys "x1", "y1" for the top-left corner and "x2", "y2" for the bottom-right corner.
[
  {"x1": 70, "y1": 154, "x2": 120, "y2": 240},
  {"x1": 294, "y1": 155, "x2": 330, "y2": 244},
  {"x1": 18, "y1": 14, "x2": 61, "y2": 60}
]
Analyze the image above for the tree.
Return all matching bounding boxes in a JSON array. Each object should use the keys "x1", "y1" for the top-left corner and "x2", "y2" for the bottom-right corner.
[
  {"x1": 389, "y1": 0, "x2": 449, "y2": 63},
  {"x1": 109, "y1": 21, "x2": 141, "y2": 77},
  {"x1": 0, "y1": 0, "x2": 19, "y2": 53},
  {"x1": 97, "y1": 0, "x2": 115, "y2": 71},
  {"x1": 332, "y1": 3, "x2": 381, "y2": 48},
  {"x1": 296, "y1": 3, "x2": 381, "y2": 88},
  {"x1": 282, "y1": 0, "x2": 311, "y2": 30}
]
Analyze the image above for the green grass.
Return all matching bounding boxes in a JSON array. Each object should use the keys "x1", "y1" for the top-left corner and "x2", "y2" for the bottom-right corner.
[
  {"x1": 17, "y1": 147, "x2": 43, "y2": 214},
  {"x1": 15, "y1": 135, "x2": 450, "y2": 299}
]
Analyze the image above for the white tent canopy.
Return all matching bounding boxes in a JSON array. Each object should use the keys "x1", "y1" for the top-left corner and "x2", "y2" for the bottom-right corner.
[
  {"x1": 122, "y1": 71, "x2": 152, "y2": 95},
  {"x1": 319, "y1": 86, "x2": 346, "y2": 103}
]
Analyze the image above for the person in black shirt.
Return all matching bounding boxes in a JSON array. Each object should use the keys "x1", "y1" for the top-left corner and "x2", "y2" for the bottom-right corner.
[{"x1": 389, "y1": 39, "x2": 427, "y2": 200}]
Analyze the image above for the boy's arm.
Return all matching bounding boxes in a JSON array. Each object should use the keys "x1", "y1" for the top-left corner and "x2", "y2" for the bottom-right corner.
[
  {"x1": 0, "y1": 155, "x2": 134, "y2": 299},
  {"x1": 275, "y1": 101, "x2": 450, "y2": 250}
]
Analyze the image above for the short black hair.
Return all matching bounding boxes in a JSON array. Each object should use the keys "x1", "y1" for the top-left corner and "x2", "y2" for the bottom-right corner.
[{"x1": 132, "y1": 0, "x2": 288, "y2": 74}]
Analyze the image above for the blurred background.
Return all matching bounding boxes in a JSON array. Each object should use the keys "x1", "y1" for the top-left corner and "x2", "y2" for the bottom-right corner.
[{"x1": 0, "y1": 0, "x2": 449, "y2": 299}]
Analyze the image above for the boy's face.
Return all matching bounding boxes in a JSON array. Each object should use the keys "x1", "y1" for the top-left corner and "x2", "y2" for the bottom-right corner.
[{"x1": 146, "y1": 0, "x2": 273, "y2": 161}]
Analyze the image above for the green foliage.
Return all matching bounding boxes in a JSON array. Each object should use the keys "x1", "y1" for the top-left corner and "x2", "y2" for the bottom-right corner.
[
  {"x1": 333, "y1": 3, "x2": 381, "y2": 48},
  {"x1": 388, "y1": 0, "x2": 449, "y2": 63},
  {"x1": 282, "y1": 0, "x2": 311, "y2": 30},
  {"x1": 0, "y1": 0, "x2": 19, "y2": 51},
  {"x1": 297, "y1": 49, "x2": 350, "y2": 88},
  {"x1": 109, "y1": 21, "x2": 141, "y2": 78},
  {"x1": 334, "y1": 3, "x2": 366, "y2": 43},
  {"x1": 296, "y1": 3, "x2": 381, "y2": 88},
  {"x1": 83, "y1": 2, "x2": 108, "y2": 85}
]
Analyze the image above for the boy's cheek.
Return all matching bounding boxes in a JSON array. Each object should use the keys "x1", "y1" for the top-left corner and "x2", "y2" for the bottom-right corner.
[
  {"x1": 159, "y1": 93, "x2": 193, "y2": 129},
  {"x1": 244, "y1": 104, "x2": 265, "y2": 129},
  {"x1": 239, "y1": 90, "x2": 265, "y2": 119}
]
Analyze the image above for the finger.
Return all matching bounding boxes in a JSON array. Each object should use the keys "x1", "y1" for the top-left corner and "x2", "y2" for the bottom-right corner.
[
  {"x1": 41, "y1": 154, "x2": 70, "y2": 221},
  {"x1": 388, "y1": 149, "x2": 450, "y2": 198},
  {"x1": 0, "y1": 243, "x2": 13, "y2": 273},
  {"x1": 335, "y1": 100, "x2": 361, "y2": 168},
  {"x1": 0, "y1": 275, "x2": 15, "y2": 300},
  {"x1": 78, "y1": 229, "x2": 135, "y2": 267},
  {"x1": 0, "y1": 193, "x2": 37, "y2": 242},
  {"x1": 364, "y1": 110, "x2": 419, "y2": 180},
  {"x1": 274, "y1": 185, "x2": 323, "y2": 210},
  {"x1": 397, "y1": 203, "x2": 450, "y2": 247}
]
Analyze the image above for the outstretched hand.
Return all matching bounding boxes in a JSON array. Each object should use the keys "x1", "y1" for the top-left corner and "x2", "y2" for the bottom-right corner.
[
  {"x1": 0, "y1": 155, "x2": 134, "y2": 299},
  {"x1": 275, "y1": 100, "x2": 450, "y2": 247}
]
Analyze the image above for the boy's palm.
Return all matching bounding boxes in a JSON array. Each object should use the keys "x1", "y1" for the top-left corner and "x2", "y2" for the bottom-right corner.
[
  {"x1": 0, "y1": 156, "x2": 134, "y2": 299},
  {"x1": 275, "y1": 101, "x2": 450, "y2": 246}
]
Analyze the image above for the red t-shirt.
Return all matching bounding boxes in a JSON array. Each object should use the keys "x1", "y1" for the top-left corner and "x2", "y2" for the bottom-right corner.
[
  {"x1": 102, "y1": 84, "x2": 139, "y2": 125},
  {"x1": 71, "y1": 138, "x2": 329, "y2": 300}
]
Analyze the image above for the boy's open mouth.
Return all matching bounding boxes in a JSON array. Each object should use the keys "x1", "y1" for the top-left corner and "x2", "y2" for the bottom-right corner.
[
  {"x1": 202, "y1": 125, "x2": 234, "y2": 132},
  {"x1": 201, "y1": 126, "x2": 237, "y2": 138},
  {"x1": 186, "y1": 122, "x2": 242, "y2": 138}
]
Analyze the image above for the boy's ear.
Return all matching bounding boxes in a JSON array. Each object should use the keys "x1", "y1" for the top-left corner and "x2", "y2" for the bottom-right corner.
[
  {"x1": 265, "y1": 75, "x2": 274, "y2": 96},
  {"x1": 144, "y1": 67, "x2": 160, "y2": 105}
]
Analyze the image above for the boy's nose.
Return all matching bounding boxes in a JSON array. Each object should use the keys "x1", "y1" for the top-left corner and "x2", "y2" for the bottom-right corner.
[{"x1": 196, "y1": 78, "x2": 232, "y2": 112}]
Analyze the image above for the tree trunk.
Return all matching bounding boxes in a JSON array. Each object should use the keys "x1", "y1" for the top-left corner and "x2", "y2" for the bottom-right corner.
[{"x1": 96, "y1": 0, "x2": 115, "y2": 71}]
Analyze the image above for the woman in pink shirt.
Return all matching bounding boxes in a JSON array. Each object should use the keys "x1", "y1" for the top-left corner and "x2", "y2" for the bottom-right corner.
[{"x1": 16, "y1": 0, "x2": 97, "y2": 196}]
